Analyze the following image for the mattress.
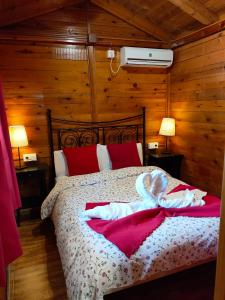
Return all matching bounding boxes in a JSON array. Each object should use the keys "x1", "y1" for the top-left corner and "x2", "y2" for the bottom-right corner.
[{"x1": 41, "y1": 166, "x2": 219, "y2": 300}]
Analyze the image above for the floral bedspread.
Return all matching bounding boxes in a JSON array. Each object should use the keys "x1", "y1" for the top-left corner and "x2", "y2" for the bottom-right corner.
[{"x1": 41, "y1": 166, "x2": 219, "y2": 300}]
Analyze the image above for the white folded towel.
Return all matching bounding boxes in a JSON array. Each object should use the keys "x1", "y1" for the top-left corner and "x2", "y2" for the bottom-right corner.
[
  {"x1": 81, "y1": 170, "x2": 206, "y2": 221},
  {"x1": 158, "y1": 189, "x2": 206, "y2": 208},
  {"x1": 135, "y1": 170, "x2": 168, "y2": 207},
  {"x1": 82, "y1": 169, "x2": 168, "y2": 220},
  {"x1": 82, "y1": 200, "x2": 156, "y2": 220}
]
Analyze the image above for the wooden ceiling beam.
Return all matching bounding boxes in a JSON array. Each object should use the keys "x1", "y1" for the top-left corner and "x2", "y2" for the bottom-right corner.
[
  {"x1": 91, "y1": 0, "x2": 172, "y2": 42},
  {"x1": 168, "y1": 0, "x2": 218, "y2": 25},
  {"x1": 171, "y1": 19, "x2": 225, "y2": 48},
  {"x1": 0, "y1": 0, "x2": 81, "y2": 28}
]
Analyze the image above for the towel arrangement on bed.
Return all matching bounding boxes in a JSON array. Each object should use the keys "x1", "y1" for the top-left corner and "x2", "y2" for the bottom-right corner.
[
  {"x1": 80, "y1": 170, "x2": 220, "y2": 257},
  {"x1": 82, "y1": 170, "x2": 207, "y2": 220},
  {"x1": 85, "y1": 184, "x2": 220, "y2": 257}
]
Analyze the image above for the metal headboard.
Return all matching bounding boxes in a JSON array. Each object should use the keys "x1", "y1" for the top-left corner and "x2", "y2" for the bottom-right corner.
[{"x1": 47, "y1": 108, "x2": 146, "y2": 184}]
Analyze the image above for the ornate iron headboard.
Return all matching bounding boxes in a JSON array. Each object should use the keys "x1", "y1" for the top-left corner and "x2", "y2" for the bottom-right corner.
[{"x1": 47, "y1": 108, "x2": 146, "y2": 183}]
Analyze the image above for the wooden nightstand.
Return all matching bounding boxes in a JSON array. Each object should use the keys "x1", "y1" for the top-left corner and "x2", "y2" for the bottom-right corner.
[
  {"x1": 147, "y1": 152, "x2": 184, "y2": 179},
  {"x1": 16, "y1": 165, "x2": 48, "y2": 225}
]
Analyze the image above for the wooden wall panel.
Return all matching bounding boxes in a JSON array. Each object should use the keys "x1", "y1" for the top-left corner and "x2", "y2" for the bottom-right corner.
[
  {"x1": 0, "y1": 5, "x2": 168, "y2": 169},
  {"x1": 0, "y1": 5, "x2": 87, "y2": 44},
  {"x1": 95, "y1": 47, "x2": 168, "y2": 143},
  {"x1": 170, "y1": 31, "x2": 225, "y2": 196},
  {"x1": 0, "y1": 3, "x2": 165, "y2": 48},
  {"x1": 0, "y1": 43, "x2": 91, "y2": 168}
]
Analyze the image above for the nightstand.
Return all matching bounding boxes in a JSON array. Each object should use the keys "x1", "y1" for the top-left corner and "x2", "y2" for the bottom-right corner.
[
  {"x1": 16, "y1": 165, "x2": 48, "y2": 226},
  {"x1": 147, "y1": 152, "x2": 184, "y2": 179}
]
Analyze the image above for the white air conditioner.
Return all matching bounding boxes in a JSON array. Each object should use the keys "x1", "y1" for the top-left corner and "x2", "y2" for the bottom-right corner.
[{"x1": 120, "y1": 47, "x2": 173, "y2": 68}]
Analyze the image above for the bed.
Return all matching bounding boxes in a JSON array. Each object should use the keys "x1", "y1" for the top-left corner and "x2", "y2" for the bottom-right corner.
[{"x1": 41, "y1": 109, "x2": 220, "y2": 300}]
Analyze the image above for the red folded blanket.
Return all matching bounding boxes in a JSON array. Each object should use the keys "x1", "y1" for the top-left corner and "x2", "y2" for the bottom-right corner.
[{"x1": 86, "y1": 184, "x2": 220, "y2": 257}]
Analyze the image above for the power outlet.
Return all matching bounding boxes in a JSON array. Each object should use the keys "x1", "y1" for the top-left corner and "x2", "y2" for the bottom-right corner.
[
  {"x1": 148, "y1": 142, "x2": 159, "y2": 149},
  {"x1": 107, "y1": 49, "x2": 115, "y2": 59},
  {"x1": 23, "y1": 153, "x2": 37, "y2": 162}
]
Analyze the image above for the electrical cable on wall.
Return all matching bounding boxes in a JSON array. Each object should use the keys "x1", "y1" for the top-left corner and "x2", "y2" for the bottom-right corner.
[
  {"x1": 110, "y1": 57, "x2": 121, "y2": 75},
  {"x1": 107, "y1": 49, "x2": 121, "y2": 75}
]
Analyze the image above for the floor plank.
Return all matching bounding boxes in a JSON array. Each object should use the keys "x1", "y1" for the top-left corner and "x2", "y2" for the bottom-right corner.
[{"x1": 10, "y1": 219, "x2": 67, "y2": 300}]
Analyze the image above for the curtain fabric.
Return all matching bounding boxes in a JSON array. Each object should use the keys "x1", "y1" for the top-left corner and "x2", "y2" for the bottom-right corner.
[{"x1": 0, "y1": 82, "x2": 22, "y2": 286}]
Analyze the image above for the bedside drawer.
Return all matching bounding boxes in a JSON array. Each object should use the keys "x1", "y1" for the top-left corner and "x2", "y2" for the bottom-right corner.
[
  {"x1": 17, "y1": 171, "x2": 44, "y2": 200},
  {"x1": 16, "y1": 165, "x2": 48, "y2": 225},
  {"x1": 148, "y1": 153, "x2": 184, "y2": 179}
]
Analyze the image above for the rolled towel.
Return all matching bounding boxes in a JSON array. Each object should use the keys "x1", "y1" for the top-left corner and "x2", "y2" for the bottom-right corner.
[
  {"x1": 158, "y1": 189, "x2": 206, "y2": 208},
  {"x1": 135, "y1": 170, "x2": 168, "y2": 207},
  {"x1": 82, "y1": 170, "x2": 168, "y2": 221},
  {"x1": 82, "y1": 201, "x2": 154, "y2": 220}
]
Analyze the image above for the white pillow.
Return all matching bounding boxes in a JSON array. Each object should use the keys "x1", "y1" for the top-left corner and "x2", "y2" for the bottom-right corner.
[
  {"x1": 54, "y1": 143, "x2": 143, "y2": 178},
  {"x1": 136, "y1": 142, "x2": 143, "y2": 165},
  {"x1": 97, "y1": 144, "x2": 111, "y2": 171},
  {"x1": 53, "y1": 150, "x2": 69, "y2": 178}
]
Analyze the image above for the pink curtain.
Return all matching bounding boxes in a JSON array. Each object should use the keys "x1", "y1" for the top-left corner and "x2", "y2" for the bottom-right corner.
[{"x1": 0, "y1": 82, "x2": 22, "y2": 286}]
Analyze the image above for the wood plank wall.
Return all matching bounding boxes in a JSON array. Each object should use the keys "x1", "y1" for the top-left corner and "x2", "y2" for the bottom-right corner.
[
  {"x1": 95, "y1": 47, "x2": 167, "y2": 140},
  {"x1": 0, "y1": 43, "x2": 91, "y2": 166},
  {"x1": 0, "y1": 3, "x2": 168, "y2": 170},
  {"x1": 170, "y1": 31, "x2": 225, "y2": 196}
]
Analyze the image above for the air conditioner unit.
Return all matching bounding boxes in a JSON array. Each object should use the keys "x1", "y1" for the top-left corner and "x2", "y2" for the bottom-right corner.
[{"x1": 120, "y1": 47, "x2": 173, "y2": 68}]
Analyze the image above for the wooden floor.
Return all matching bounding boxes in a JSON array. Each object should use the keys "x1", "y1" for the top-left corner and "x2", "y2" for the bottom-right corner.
[
  {"x1": 10, "y1": 218, "x2": 216, "y2": 300},
  {"x1": 9, "y1": 218, "x2": 67, "y2": 300}
]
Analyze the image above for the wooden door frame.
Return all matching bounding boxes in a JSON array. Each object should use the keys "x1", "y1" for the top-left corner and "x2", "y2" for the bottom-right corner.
[{"x1": 214, "y1": 151, "x2": 225, "y2": 300}]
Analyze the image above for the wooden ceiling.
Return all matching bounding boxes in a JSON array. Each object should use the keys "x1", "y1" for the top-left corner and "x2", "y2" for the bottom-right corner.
[{"x1": 0, "y1": 0, "x2": 225, "y2": 48}]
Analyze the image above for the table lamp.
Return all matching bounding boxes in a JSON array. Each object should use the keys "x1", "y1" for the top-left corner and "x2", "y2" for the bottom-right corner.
[
  {"x1": 159, "y1": 118, "x2": 175, "y2": 153},
  {"x1": 9, "y1": 125, "x2": 28, "y2": 169}
]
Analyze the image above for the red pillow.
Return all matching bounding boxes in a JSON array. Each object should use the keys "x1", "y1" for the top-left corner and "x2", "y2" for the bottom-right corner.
[
  {"x1": 107, "y1": 142, "x2": 142, "y2": 170},
  {"x1": 63, "y1": 145, "x2": 100, "y2": 176}
]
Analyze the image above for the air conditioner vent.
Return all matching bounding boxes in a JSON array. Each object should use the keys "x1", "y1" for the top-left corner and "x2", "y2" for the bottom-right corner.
[{"x1": 121, "y1": 47, "x2": 173, "y2": 68}]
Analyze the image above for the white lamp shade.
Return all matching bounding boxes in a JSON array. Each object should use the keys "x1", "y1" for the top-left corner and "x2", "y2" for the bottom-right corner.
[
  {"x1": 9, "y1": 125, "x2": 28, "y2": 147},
  {"x1": 159, "y1": 118, "x2": 175, "y2": 136}
]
